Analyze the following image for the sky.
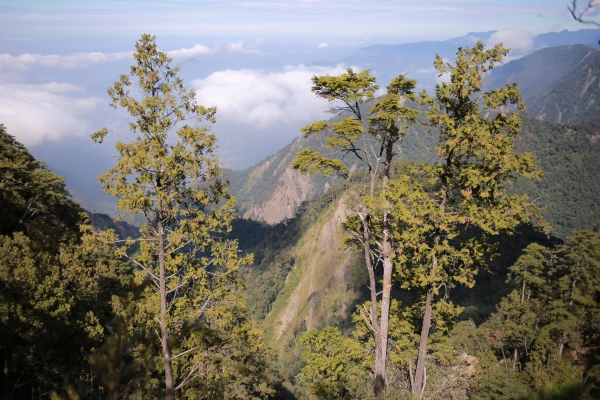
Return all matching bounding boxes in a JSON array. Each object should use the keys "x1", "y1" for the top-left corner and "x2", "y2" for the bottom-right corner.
[
  {"x1": 0, "y1": 0, "x2": 595, "y2": 212},
  {"x1": 0, "y1": 1, "x2": 588, "y2": 45}
]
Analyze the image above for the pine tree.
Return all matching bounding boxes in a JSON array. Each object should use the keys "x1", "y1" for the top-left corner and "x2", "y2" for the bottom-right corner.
[
  {"x1": 387, "y1": 41, "x2": 548, "y2": 397},
  {"x1": 91, "y1": 34, "x2": 269, "y2": 399},
  {"x1": 550, "y1": 230, "x2": 600, "y2": 356},
  {"x1": 292, "y1": 69, "x2": 420, "y2": 397}
]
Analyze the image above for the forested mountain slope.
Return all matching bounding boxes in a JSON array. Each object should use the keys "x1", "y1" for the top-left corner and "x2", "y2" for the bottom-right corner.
[
  {"x1": 484, "y1": 44, "x2": 598, "y2": 102},
  {"x1": 514, "y1": 117, "x2": 600, "y2": 236},
  {"x1": 0, "y1": 125, "x2": 134, "y2": 398},
  {"x1": 527, "y1": 50, "x2": 600, "y2": 123},
  {"x1": 231, "y1": 180, "x2": 369, "y2": 384}
]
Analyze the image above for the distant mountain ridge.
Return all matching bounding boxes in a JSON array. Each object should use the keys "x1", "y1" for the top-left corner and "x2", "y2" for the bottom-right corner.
[
  {"x1": 527, "y1": 50, "x2": 600, "y2": 123},
  {"x1": 484, "y1": 44, "x2": 600, "y2": 124},
  {"x1": 340, "y1": 28, "x2": 600, "y2": 88},
  {"x1": 484, "y1": 44, "x2": 598, "y2": 101}
]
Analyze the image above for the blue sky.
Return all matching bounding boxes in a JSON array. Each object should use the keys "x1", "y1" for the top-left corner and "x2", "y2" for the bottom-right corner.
[{"x1": 0, "y1": 0, "x2": 585, "y2": 49}]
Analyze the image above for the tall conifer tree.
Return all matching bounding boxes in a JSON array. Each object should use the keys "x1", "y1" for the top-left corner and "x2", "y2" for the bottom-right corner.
[
  {"x1": 292, "y1": 70, "x2": 419, "y2": 396},
  {"x1": 91, "y1": 34, "x2": 264, "y2": 399},
  {"x1": 388, "y1": 41, "x2": 548, "y2": 397}
]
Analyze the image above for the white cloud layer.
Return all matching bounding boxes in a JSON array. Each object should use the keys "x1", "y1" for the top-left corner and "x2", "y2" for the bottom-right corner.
[
  {"x1": 318, "y1": 42, "x2": 329, "y2": 49},
  {"x1": 0, "y1": 44, "x2": 216, "y2": 70},
  {"x1": 0, "y1": 52, "x2": 130, "y2": 70},
  {"x1": 486, "y1": 29, "x2": 534, "y2": 53},
  {"x1": 167, "y1": 44, "x2": 215, "y2": 58},
  {"x1": 191, "y1": 65, "x2": 347, "y2": 129},
  {"x1": 0, "y1": 83, "x2": 101, "y2": 146},
  {"x1": 226, "y1": 41, "x2": 263, "y2": 54}
]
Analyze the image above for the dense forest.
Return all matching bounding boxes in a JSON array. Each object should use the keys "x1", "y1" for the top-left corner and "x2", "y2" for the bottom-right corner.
[{"x1": 1, "y1": 32, "x2": 599, "y2": 400}]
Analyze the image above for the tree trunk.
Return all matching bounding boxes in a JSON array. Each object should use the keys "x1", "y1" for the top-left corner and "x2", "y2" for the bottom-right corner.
[
  {"x1": 360, "y1": 212, "x2": 385, "y2": 397},
  {"x1": 373, "y1": 144, "x2": 395, "y2": 398},
  {"x1": 158, "y1": 218, "x2": 175, "y2": 400},
  {"x1": 569, "y1": 278, "x2": 576, "y2": 307},
  {"x1": 520, "y1": 278, "x2": 526, "y2": 304},
  {"x1": 3, "y1": 350, "x2": 8, "y2": 400},
  {"x1": 413, "y1": 290, "x2": 434, "y2": 398},
  {"x1": 375, "y1": 248, "x2": 393, "y2": 397},
  {"x1": 512, "y1": 348, "x2": 518, "y2": 371},
  {"x1": 558, "y1": 332, "x2": 566, "y2": 356}
]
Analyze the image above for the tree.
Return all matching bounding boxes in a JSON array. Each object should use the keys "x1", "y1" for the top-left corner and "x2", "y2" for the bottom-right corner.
[
  {"x1": 387, "y1": 41, "x2": 548, "y2": 397},
  {"x1": 292, "y1": 69, "x2": 420, "y2": 397},
  {"x1": 0, "y1": 125, "x2": 132, "y2": 398},
  {"x1": 550, "y1": 230, "x2": 600, "y2": 356},
  {"x1": 300, "y1": 326, "x2": 366, "y2": 399},
  {"x1": 507, "y1": 243, "x2": 549, "y2": 305},
  {"x1": 569, "y1": 0, "x2": 600, "y2": 27},
  {"x1": 91, "y1": 34, "x2": 268, "y2": 399}
]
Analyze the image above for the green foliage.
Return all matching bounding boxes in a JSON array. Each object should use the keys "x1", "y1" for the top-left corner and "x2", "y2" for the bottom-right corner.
[
  {"x1": 300, "y1": 326, "x2": 366, "y2": 399},
  {"x1": 91, "y1": 33, "x2": 271, "y2": 398},
  {"x1": 466, "y1": 230, "x2": 600, "y2": 399},
  {"x1": 292, "y1": 69, "x2": 418, "y2": 182},
  {"x1": 470, "y1": 366, "x2": 532, "y2": 400},
  {"x1": 0, "y1": 126, "x2": 132, "y2": 398},
  {"x1": 351, "y1": 299, "x2": 419, "y2": 370},
  {"x1": 292, "y1": 67, "x2": 381, "y2": 179},
  {"x1": 88, "y1": 281, "x2": 153, "y2": 400},
  {"x1": 0, "y1": 124, "x2": 82, "y2": 242}
]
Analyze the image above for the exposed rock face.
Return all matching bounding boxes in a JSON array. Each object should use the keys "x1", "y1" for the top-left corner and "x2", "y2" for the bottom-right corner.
[
  {"x1": 244, "y1": 167, "x2": 315, "y2": 224},
  {"x1": 87, "y1": 212, "x2": 140, "y2": 239}
]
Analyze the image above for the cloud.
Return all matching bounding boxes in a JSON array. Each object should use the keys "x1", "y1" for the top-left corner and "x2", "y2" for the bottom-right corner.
[
  {"x1": 227, "y1": 41, "x2": 245, "y2": 52},
  {"x1": 0, "y1": 44, "x2": 216, "y2": 70},
  {"x1": 0, "y1": 52, "x2": 130, "y2": 70},
  {"x1": 486, "y1": 29, "x2": 534, "y2": 53},
  {"x1": 167, "y1": 44, "x2": 216, "y2": 58},
  {"x1": 318, "y1": 42, "x2": 329, "y2": 49},
  {"x1": 191, "y1": 65, "x2": 347, "y2": 129},
  {"x1": 0, "y1": 83, "x2": 101, "y2": 146},
  {"x1": 226, "y1": 41, "x2": 264, "y2": 54}
]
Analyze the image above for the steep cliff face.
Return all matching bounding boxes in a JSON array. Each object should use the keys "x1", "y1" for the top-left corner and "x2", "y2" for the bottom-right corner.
[
  {"x1": 244, "y1": 167, "x2": 316, "y2": 224},
  {"x1": 258, "y1": 192, "x2": 368, "y2": 378},
  {"x1": 228, "y1": 135, "x2": 339, "y2": 225}
]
